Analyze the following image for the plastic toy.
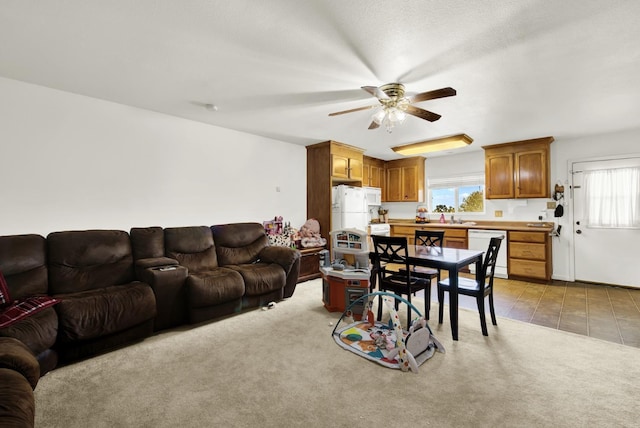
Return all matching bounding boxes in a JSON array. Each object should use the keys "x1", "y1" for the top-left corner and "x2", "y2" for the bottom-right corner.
[{"x1": 332, "y1": 291, "x2": 445, "y2": 373}]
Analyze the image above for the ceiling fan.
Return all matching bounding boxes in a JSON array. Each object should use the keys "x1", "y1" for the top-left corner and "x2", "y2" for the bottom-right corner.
[{"x1": 328, "y1": 83, "x2": 456, "y2": 132}]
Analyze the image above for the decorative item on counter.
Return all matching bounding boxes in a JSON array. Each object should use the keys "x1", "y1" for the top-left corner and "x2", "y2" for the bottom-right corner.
[
  {"x1": 378, "y1": 208, "x2": 389, "y2": 223},
  {"x1": 439, "y1": 213, "x2": 446, "y2": 223},
  {"x1": 415, "y1": 204, "x2": 429, "y2": 223}
]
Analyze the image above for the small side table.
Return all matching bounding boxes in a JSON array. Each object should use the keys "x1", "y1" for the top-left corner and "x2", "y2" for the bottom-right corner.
[{"x1": 297, "y1": 246, "x2": 324, "y2": 283}]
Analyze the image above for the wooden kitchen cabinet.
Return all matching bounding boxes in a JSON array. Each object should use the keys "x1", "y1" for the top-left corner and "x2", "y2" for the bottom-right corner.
[
  {"x1": 306, "y1": 141, "x2": 365, "y2": 247},
  {"x1": 507, "y1": 230, "x2": 552, "y2": 281},
  {"x1": 385, "y1": 157, "x2": 425, "y2": 202},
  {"x1": 484, "y1": 137, "x2": 554, "y2": 199},
  {"x1": 442, "y1": 228, "x2": 467, "y2": 249},
  {"x1": 363, "y1": 155, "x2": 385, "y2": 194},
  {"x1": 328, "y1": 142, "x2": 364, "y2": 182},
  {"x1": 391, "y1": 225, "x2": 467, "y2": 248}
]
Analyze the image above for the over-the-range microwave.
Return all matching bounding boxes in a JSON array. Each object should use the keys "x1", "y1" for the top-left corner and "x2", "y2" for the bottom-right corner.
[{"x1": 363, "y1": 186, "x2": 382, "y2": 206}]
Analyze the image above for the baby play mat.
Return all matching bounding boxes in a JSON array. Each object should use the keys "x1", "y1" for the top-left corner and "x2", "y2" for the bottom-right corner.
[{"x1": 332, "y1": 292, "x2": 444, "y2": 373}]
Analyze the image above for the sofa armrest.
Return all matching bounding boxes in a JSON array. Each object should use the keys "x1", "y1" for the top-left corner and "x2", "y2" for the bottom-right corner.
[
  {"x1": 134, "y1": 257, "x2": 179, "y2": 281},
  {"x1": 135, "y1": 257, "x2": 179, "y2": 270},
  {"x1": 259, "y1": 246, "x2": 299, "y2": 273},
  {"x1": 135, "y1": 264, "x2": 189, "y2": 331},
  {"x1": 0, "y1": 337, "x2": 40, "y2": 389},
  {"x1": 259, "y1": 246, "x2": 301, "y2": 298}
]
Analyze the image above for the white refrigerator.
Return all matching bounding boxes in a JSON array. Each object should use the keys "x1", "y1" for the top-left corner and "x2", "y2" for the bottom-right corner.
[{"x1": 331, "y1": 185, "x2": 368, "y2": 232}]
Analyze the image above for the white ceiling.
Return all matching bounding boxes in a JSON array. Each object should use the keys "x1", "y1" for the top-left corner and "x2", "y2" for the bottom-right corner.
[{"x1": 2, "y1": 0, "x2": 639, "y2": 160}]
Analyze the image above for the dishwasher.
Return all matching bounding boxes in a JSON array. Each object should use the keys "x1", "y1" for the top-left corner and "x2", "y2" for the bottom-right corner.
[{"x1": 468, "y1": 229, "x2": 508, "y2": 278}]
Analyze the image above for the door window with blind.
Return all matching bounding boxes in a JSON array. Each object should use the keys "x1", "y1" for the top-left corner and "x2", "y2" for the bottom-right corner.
[{"x1": 428, "y1": 174, "x2": 485, "y2": 213}]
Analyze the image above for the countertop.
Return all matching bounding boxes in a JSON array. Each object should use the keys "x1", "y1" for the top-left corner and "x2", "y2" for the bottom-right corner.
[{"x1": 381, "y1": 219, "x2": 555, "y2": 233}]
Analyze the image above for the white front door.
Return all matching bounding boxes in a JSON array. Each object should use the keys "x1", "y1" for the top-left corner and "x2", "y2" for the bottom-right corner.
[{"x1": 571, "y1": 156, "x2": 640, "y2": 288}]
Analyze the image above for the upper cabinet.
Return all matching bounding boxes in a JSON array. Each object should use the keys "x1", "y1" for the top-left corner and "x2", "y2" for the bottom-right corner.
[
  {"x1": 327, "y1": 141, "x2": 364, "y2": 183},
  {"x1": 483, "y1": 137, "x2": 554, "y2": 199},
  {"x1": 306, "y1": 141, "x2": 365, "y2": 241},
  {"x1": 385, "y1": 156, "x2": 425, "y2": 202},
  {"x1": 363, "y1": 155, "x2": 385, "y2": 188}
]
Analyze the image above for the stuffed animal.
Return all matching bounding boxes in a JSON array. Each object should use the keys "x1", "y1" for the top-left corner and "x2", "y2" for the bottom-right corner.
[{"x1": 298, "y1": 218, "x2": 327, "y2": 248}]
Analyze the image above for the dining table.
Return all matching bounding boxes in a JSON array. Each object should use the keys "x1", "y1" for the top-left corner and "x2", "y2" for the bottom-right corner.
[{"x1": 370, "y1": 245, "x2": 484, "y2": 341}]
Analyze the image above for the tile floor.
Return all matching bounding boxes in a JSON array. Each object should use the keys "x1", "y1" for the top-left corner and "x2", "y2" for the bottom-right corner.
[{"x1": 429, "y1": 277, "x2": 640, "y2": 348}]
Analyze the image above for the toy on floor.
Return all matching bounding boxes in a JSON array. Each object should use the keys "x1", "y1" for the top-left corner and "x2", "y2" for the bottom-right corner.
[{"x1": 331, "y1": 291, "x2": 445, "y2": 373}]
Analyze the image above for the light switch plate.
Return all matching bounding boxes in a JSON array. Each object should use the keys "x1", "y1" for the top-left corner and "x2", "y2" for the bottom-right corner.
[
  {"x1": 495, "y1": 210, "x2": 503, "y2": 217},
  {"x1": 547, "y1": 201, "x2": 556, "y2": 209}
]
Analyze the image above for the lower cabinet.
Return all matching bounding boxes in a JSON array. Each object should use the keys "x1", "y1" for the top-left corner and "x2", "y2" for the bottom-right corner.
[
  {"x1": 443, "y1": 228, "x2": 467, "y2": 249},
  {"x1": 390, "y1": 225, "x2": 468, "y2": 248},
  {"x1": 507, "y1": 231, "x2": 552, "y2": 281},
  {"x1": 297, "y1": 247, "x2": 324, "y2": 283}
]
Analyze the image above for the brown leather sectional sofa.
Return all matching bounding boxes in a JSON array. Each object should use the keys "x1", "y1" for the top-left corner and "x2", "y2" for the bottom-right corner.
[{"x1": 0, "y1": 222, "x2": 300, "y2": 427}]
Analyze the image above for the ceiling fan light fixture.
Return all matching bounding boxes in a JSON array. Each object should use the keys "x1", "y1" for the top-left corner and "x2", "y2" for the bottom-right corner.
[
  {"x1": 391, "y1": 133, "x2": 473, "y2": 155},
  {"x1": 372, "y1": 105, "x2": 407, "y2": 132},
  {"x1": 372, "y1": 108, "x2": 386, "y2": 125}
]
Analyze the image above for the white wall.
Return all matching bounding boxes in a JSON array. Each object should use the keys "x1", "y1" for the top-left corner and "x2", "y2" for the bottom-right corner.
[
  {"x1": 0, "y1": 77, "x2": 307, "y2": 236},
  {"x1": 3, "y1": 76, "x2": 638, "y2": 282},
  {"x1": 382, "y1": 131, "x2": 640, "y2": 281}
]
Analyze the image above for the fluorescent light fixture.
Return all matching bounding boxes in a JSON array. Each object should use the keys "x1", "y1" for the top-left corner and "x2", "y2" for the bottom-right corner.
[{"x1": 391, "y1": 133, "x2": 473, "y2": 155}]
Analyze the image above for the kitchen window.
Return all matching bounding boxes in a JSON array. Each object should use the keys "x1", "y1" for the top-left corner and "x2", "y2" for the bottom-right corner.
[{"x1": 428, "y1": 173, "x2": 485, "y2": 213}]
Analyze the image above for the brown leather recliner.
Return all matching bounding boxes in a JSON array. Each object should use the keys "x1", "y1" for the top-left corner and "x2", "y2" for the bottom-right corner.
[
  {"x1": 164, "y1": 226, "x2": 246, "y2": 324},
  {"x1": 0, "y1": 337, "x2": 40, "y2": 428},
  {"x1": 46, "y1": 230, "x2": 156, "y2": 362},
  {"x1": 211, "y1": 222, "x2": 301, "y2": 305},
  {"x1": 0, "y1": 234, "x2": 59, "y2": 375}
]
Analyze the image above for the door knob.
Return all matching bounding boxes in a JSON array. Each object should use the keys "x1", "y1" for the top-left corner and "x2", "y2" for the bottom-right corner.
[
  {"x1": 576, "y1": 221, "x2": 581, "y2": 225},
  {"x1": 576, "y1": 230, "x2": 582, "y2": 234}
]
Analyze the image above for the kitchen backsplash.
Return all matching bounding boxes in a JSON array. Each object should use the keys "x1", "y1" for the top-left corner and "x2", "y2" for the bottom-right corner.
[{"x1": 382, "y1": 198, "x2": 556, "y2": 223}]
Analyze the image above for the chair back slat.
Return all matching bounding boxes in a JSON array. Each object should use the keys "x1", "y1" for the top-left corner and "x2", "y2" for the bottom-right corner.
[
  {"x1": 480, "y1": 236, "x2": 503, "y2": 288},
  {"x1": 414, "y1": 230, "x2": 445, "y2": 248},
  {"x1": 372, "y1": 235, "x2": 409, "y2": 266}
]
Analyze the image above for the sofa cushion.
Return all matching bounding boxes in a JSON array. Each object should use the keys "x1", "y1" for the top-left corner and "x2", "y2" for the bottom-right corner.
[
  {"x1": 0, "y1": 296, "x2": 59, "y2": 329},
  {"x1": 0, "y1": 307, "x2": 58, "y2": 356},
  {"x1": 0, "y1": 234, "x2": 48, "y2": 300},
  {"x1": 211, "y1": 223, "x2": 268, "y2": 266},
  {"x1": 165, "y1": 226, "x2": 218, "y2": 272},
  {"x1": 47, "y1": 230, "x2": 135, "y2": 294},
  {"x1": 186, "y1": 268, "x2": 244, "y2": 308},
  {"x1": 130, "y1": 226, "x2": 165, "y2": 260},
  {"x1": 54, "y1": 283, "x2": 156, "y2": 343},
  {"x1": 226, "y1": 263, "x2": 286, "y2": 296}
]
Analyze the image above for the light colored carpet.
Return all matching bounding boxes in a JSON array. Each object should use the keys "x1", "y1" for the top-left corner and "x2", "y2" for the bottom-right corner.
[{"x1": 35, "y1": 279, "x2": 640, "y2": 427}]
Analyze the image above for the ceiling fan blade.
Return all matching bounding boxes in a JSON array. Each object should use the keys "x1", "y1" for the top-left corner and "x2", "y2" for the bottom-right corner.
[
  {"x1": 368, "y1": 121, "x2": 380, "y2": 130},
  {"x1": 409, "y1": 87, "x2": 456, "y2": 103},
  {"x1": 405, "y1": 105, "x2": 442, "y2": 122},
  {"x1": 361, "y1": 86, "x2": 390, "y2": 100},
  {"x1": 328, "y1": 104, "x2": 377, "y2": 116}
]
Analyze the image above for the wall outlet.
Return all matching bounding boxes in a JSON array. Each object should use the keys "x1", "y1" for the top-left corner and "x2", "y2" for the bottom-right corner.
[
  {"x1": 495, "y1": 210, "x2": 503, "y2": 217},
  {"x1": 547, "y1": 201, "x2": 556, "y2": 209}
]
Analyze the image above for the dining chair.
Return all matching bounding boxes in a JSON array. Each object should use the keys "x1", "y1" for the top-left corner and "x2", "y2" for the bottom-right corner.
[
  {"x1": 397, "y1": 230, "x2": 444, "y2": 319},
  {"x1": 437, "y1": 236, "x2": 503, "y2": 336},
  {"x1": 371, "y1": 235, "x2": 431, "y2": 328}
]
